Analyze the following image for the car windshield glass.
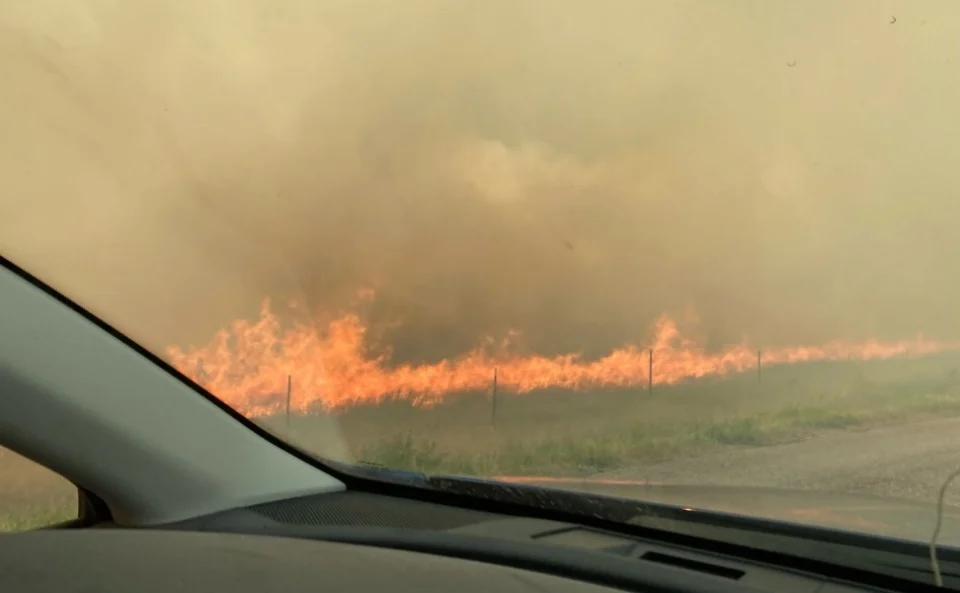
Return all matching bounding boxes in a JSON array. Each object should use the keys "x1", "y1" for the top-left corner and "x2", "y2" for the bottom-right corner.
[{"x1": 6, "y1": 0, "x2": 960, "y2": 548}]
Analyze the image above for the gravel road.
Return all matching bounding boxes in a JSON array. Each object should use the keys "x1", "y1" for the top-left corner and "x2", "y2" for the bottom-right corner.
[{"x1": 598, "y1": 416, "x2": 960, "y2": 506}]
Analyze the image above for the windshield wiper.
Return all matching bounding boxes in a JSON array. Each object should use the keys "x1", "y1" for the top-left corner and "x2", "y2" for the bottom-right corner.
[
  {"x1": 423, "y1": 474, "x2": 669, "y2": 522},
  {"x1": 324, "y1": 458, "x2": 429, "y2": 485}
]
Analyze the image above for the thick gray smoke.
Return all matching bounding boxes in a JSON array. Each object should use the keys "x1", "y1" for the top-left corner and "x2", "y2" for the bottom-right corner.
[{"x1": 2, "y1": 0, "x2": 960, "y2": 362}]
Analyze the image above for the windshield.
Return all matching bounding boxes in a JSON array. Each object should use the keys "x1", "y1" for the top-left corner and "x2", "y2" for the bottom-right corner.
[{"x1": 5, "y1": 0, "x2": 960, "y2": 546}]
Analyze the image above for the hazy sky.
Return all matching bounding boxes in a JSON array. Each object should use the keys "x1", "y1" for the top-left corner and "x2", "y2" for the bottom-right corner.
[{"x1": 2, "y1": 0, "x2": 960, "y2": 361}]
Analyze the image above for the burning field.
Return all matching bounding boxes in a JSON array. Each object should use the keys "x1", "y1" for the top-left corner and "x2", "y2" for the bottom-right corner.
[
  {"x1": 6, "y1": 0, "x2": 960, "y2": 527},
  {"x1": 6, "y1": 341, "x2": 960, "y2": 532},
  {"x1": 159, "y1": 297, "x2": 960, "y2": 478},
  {"x1": 167, "y1": 297, "x2": 960, "y2": 416}
]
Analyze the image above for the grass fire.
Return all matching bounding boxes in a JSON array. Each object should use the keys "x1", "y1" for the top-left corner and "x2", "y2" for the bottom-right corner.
[{"x1": 166, "y1": 298, "x2": 960, "y2": 416}]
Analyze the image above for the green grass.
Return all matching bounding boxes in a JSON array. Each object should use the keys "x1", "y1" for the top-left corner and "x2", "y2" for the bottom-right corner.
[
  {"x1": 341, "y1": 356, "x2": 960, "y2": 476},
  {"x1": 0, "y1": 448, "x2": 77, "y2": 533},
  {"x1": 0, "y1": 506, "x2": 75, "y2": 532},
  {"x1": 354, "y1": 391, "x2": 960, "y2": 476}
]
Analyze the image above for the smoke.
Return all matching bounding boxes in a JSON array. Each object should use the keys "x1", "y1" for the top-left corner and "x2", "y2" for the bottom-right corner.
[{"x1": 3, "y1": 0, "x2": 960, "y2": 363}]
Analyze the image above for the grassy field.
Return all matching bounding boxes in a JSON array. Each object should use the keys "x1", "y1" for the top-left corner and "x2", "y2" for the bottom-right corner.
[
  {"x1": 265, "y1": 353, "x2": 960, "y2": 475},
  {"x1": 4, "y1": 353, "x2": 960, "y2": 531},
  {"x1": 0, "y1": 449, "x2": 76, "y2": 532}
]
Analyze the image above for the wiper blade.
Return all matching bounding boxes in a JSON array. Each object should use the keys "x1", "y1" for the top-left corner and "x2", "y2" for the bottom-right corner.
[
  {"x1": 326, "y1": 459, "x2": 430, "y2": 485},
  {"x1": 424, "y1": 474, "x2": 676, "y2": 521},
  {"x1": 356, "y1": 462, "x2": 429, "y2": 483}
]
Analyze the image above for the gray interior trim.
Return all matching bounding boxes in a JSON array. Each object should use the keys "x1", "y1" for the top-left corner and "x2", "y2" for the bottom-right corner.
[{"x1": 0, "y1": 263, "x2": 344, "y2": 525}]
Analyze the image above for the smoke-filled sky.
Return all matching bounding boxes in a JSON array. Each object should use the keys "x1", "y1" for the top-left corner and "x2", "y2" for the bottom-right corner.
[{"x1": 2, "y1": 0, "x2": 960, "y2": 362}]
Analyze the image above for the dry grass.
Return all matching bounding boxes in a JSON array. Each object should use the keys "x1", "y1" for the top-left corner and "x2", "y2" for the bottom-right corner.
[{"x1": 4, "y1": 353, "x2": 960, "y2": 531}]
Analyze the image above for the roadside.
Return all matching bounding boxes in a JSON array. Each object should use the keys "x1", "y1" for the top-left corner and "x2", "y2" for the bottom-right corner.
[
  {"x1": 359, "y1": 390, "x2": 960, "y2": 477},
  {"x1": 596, "y1": 415, "x2": 960, "y2": 507}
]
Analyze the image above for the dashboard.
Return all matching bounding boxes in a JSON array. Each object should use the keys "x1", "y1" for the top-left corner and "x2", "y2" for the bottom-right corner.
[
  {"x1": 0, "y1": 491, "x2": 890, "y2": 593},
  {"x1": 1, "y1": 529, "x2": 620, "y2": 593}
]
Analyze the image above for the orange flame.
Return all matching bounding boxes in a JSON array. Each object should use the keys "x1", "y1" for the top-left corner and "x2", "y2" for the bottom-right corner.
[{"x1": 165, "y1": 299, "x2": 960, "y2": 417}]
